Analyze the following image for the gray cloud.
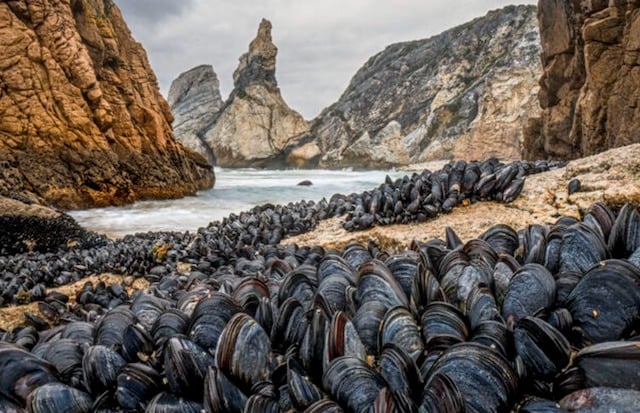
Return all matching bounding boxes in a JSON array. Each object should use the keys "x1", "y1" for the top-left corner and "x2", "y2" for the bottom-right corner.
[{"x1": 114, "y1": 0, "x2": 537, "y2": 118}]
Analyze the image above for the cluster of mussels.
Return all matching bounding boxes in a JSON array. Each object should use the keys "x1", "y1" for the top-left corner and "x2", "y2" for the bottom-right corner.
[
  {"x1": 0, "y1": 159, "x2": 563, "y2": 308},
  {"x1": 340, "y1": 159, "x2": 563, "y2": 231},
  {"x1": 0, "y1": 160, "x2": 638, "y2": 412}
]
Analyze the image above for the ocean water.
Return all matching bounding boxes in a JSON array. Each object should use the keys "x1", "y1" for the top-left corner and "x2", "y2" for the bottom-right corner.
[{"x1": 69, "y1": 168, "x2": 413, "y2": 238}]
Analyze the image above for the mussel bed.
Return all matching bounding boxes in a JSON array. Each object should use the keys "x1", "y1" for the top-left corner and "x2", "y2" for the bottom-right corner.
[{"x1": 1, "y1": 159, "x2": 639, "y2": 412}]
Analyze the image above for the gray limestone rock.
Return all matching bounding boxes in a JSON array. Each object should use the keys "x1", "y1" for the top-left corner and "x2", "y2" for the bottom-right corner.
[
  {"x1": 310, "y1": 5, "x2": 542, "y2": 168},
  {"x1": 168, "y1": 65, "x2": 223, "y2": 163}
]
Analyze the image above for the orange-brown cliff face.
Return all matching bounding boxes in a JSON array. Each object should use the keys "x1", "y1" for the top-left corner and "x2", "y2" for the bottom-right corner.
[
  {"x1": 524, "y1": 0, "x2": 640, "y2": 159},
  {"x1": 0, "y1": 0, "x2": 214, "y2": 209}
]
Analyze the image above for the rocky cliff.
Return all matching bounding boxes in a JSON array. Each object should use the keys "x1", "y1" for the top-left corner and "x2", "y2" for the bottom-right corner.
[
  {"x1": 167, "y1": 65, "x2": 223, "y2": 164},
  {"x1": 524, "y1": 0, "x2": 640, "y2": 159},
  {"x1": 311, "y1": 5, "x2": 542, "y2": 168},
  {"x1": 0, "y1": 0, "x2": 214, "y2": 209},
  {"x1": 201, "y1": 19, "x2": 311, "y2": 168}
]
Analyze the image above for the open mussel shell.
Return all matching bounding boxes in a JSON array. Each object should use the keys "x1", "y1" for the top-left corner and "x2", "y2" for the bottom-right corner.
[
  {"x1": 204, "y1": 366, "x2": 247, "y2": 413},
  {"x1": 502, "y1": 263, "x2": 555, "y2": 329},
  {"x1": 0, "y1": 343, "x2": 58, "y2": 404},
  {"x1": 322, "y1": 356, "x2": 385, "y2": 413},
  {"x1": 566, "y1": 259, "x2": 640, "y2": 344},
  {"x1": 26, "y1": 383, "x2": 92, "y2": 413},
  {"x1": 378, "y1": 306, "x2": 423, "y2": 360},
  {"x1": 424, "y1": 343, "x2": 518, "y2": 413},
  {"x1": 559, "y1": 387, "x2": 640, "y2": 412},
  {"x1": 215, "y1": 313, "x2": 272, "y2": 392},
  {"x1": 82, "y1": 345, "x2": 126, "y2": 396},
  {"x1": 513, "y1": 316, "x2": 571, "y2": 379},
  {"x1": 115, "y1": 362, "x2": 163, "y2": 411},
  {"x1": 145, "y1": 392, "x2": 204, "y2": 413},
  {"x1": 163, "y1": 336, "x2": 215, "y2": 399}
]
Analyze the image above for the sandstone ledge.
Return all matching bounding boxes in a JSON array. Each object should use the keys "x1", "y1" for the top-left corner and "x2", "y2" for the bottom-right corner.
[{"x1": 286, "y1": 144, "x2": 640, "y2": 250}]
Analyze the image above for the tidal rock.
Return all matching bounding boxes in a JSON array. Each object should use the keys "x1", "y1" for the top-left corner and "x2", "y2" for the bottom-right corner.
[
  {"x1": 201, "y1": 19, "x2": 311, "y2": 168},
  {"x1": 168, "y1": 65, "x2": 223, "y2": 164},
  {"x1": 309, "y1": 5, "x2": 541, "y2": 168},
  {"x1": 0, "y1": 0, "x2": 214, "y2": 209},
  {"x1": 0, "y1": 196, "x2": 100, "y2": 254},
  {"x1": 524, "y1": 1, "x2": 640, "y2": 159}
]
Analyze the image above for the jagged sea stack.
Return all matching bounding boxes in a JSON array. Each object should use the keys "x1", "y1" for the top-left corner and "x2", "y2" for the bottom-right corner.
[
  {"x1": 201, "y1": 19, "x2": 312, "y2": 168},
  {"x1": 524, "y1": 1, "x2": 640, "y2": 160},
  {"x1": 0, "y1": 0, "x2": 214, "y2": 209},
  {"x1": 168, "y1": 65, "x2": 223, "y2": 164},
  {"x1": 310, "y1": 5, "x2": 542, "y2": 168}
]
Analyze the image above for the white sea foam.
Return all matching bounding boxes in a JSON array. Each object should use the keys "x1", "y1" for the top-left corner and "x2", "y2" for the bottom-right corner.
[{"x1": 69, "y1": 168, "x2": 409, "y2": 238}]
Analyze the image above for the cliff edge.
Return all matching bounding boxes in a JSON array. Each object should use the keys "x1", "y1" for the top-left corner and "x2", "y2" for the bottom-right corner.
[{"x1": 0, "y1": 0, "x2": 214, "y2": 209}]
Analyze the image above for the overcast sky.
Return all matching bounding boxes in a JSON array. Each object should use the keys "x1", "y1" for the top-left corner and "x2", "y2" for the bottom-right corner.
[{"x1": 114, "y1": 0, "x2": 537, "y2": 119}]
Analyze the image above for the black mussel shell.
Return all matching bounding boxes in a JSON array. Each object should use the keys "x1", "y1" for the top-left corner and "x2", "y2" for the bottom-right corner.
[{"x1": 26, "y1": 383, "x2": 92, "y2": 413}]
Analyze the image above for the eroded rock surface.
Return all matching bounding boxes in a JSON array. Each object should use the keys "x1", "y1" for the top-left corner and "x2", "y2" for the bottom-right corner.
[
  {"x1": 310, "y1": 5, "x2": 541, "y2": 168},
  {"x1": 524, "y1": 1, "x2": 640, "y2": 159},
  {"x1": 201, "y1": 19, "x2": 311, "y2": 168},
  {"x1": 168, "y1": 65, "x2": 223, "y2": 164},
  {"x1": 0, "y1": 0, "x2": 214, "y2": 209}
]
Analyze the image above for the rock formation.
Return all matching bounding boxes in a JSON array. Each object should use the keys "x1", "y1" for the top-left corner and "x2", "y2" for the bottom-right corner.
[
  {"x1": 168, "y1": 65, "x2": 223, "y2": 164},
  {"x1": 0, "y1": 0, "x2": 214, "y2": 209},
  {"x1": 524, "y1": 1, "x2": 640, "y2": 159},
  {"x1": 200, "y1": 19, "x2": 311, "y2": 168},
  {"x1": 0, "y1": 196, "x2": 101, "y2": 254},
  {"x1": 310, "y1": 5, "x2": 542, "y2": 168}
]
